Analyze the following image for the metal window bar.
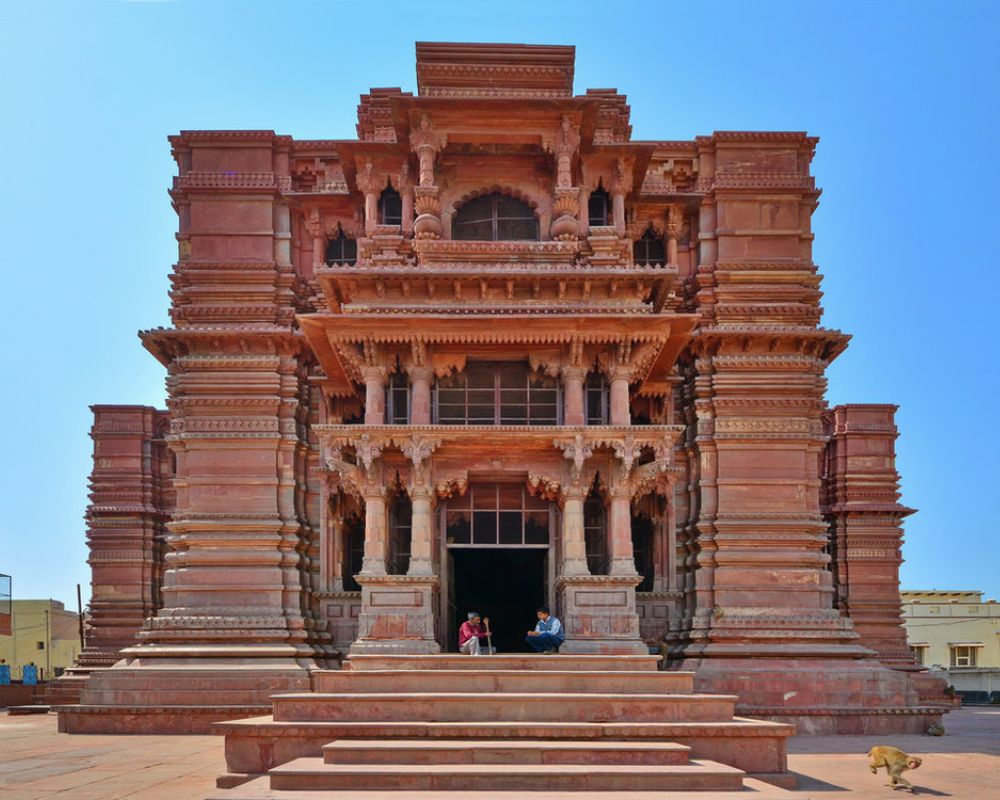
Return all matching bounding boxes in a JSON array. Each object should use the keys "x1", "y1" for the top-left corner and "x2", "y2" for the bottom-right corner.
[{"x1": 442, "y1": 483, "x2": 551, "y2": 547}]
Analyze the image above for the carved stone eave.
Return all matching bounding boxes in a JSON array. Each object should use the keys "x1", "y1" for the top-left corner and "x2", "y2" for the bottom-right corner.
[
  {"x1": 139, "y1": 326, "x2": 304, "y2": 367},
  {"x1": 297, "y1": 313, "x2": 698, "y2": 395},
  {"x1": 690, "y1": 325, "x2": 852, "y2": 363}
]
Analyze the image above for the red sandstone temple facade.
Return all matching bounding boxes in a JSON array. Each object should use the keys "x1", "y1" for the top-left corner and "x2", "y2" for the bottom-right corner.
[{"x1": 58, "y1": 43, "x2": 948, "y2": 754}]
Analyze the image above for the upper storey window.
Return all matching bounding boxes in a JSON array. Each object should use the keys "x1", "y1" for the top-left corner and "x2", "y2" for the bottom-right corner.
[
  {"x1": 379, "y1": 183, "x2": 403, "y2": 226},
  {"x1": 588, "y1": 186, "x2": 611, "y2": 227},
  {"x1": 435, "y1": 361, "x2": 560, "y2": 425},
  {"x1": 325, "y1": 231, "x2": 357, "y2": 265},
  {"x1": 633, "y1": 227, "x2": 666, "y2": 265},
  {"x1": 453, "y1": 192, "x2": 539, "y2": 241}
]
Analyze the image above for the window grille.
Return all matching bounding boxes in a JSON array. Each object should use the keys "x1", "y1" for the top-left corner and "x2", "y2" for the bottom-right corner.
[
  {"x1": 443, "y1": 483, "x2": 550, "y2": 547},
  {"x1": 434, "y1": 362, "x2": 560, "y2": 425},
  {"x1": 453, "y1": 192, "x2": 538, "y2": 241},
  {"x1": 388, "y1": 495, "x2": 412, "y2": 575},
  {"x1": 584, "y1": 493, "x2": 608, "y2": 574},
  {"x1": 588, "y1": 186, "x2": 611, "y2": 227},
  {"x1": 585, "y1": 371, "x2": 609, "y2": 425},
  {"x1": 379, "y1": 183, "x2": 403, "y2": 226},
  {"x1": 325, "y1": 231, "x2": 357, "y2": 265},
  {"x1": 633, "y1": 226, "x2": 666, "y2": 265},
  {"x1": 385, "y1": 371, "x2": 410, "y2": 424}
]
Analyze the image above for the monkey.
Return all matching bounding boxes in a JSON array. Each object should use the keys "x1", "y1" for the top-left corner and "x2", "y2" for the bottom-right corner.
[{"x1": 868, "y1": 746, "x2": 923, "y2": 792}]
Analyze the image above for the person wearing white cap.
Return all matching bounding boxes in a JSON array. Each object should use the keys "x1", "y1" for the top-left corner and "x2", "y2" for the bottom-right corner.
[{"x1": 458, "y1": 611, "x2": 494, "y2": 655}]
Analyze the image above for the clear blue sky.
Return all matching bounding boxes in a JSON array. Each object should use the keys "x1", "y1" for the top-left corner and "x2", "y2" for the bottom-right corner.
[{"x1": 1, "y1": 1, "x2": 997, "y2": 609}]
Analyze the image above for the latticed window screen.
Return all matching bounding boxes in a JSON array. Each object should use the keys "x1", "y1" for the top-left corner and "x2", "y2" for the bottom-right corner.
[
  {"x1": 325, "y1": 232, "x2": 357, "y2": 265},
  {"x1": 633, "y1": 227, "x2": 666, "y2": 265},
  {"x1": 444, "y1": 483, "x2": 550, "y2": 546},
  {"x1": 379, "y1": 184, "x2": 403, "y2": 225},
  {"x1": 435, "y1": 362, "x2": 560, "y2": 425},
  {"x1": 453, "y1": 192, "x2": 539, "y2": 241}
]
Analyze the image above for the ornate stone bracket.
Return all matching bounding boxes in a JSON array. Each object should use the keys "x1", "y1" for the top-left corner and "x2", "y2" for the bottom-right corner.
[{"x1": 554, "y1": 433, "x2": 594, "y2": 480}]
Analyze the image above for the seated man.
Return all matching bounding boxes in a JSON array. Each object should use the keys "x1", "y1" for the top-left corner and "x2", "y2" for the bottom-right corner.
[
  {"x1": 458, "y1": 611, "x2": 494, "y2": 655},
  {"x1": 525, "y1": 605, "x2": 564, "y2": 654}
]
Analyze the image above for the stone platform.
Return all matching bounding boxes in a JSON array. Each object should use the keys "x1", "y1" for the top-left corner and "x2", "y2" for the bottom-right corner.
[{"x1": 211, "y1": 653, "x2": 795, "y2": 795}]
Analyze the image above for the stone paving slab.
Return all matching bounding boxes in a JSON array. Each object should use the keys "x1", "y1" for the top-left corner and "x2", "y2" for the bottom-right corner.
[{"x1": 1, "y1": 708, "x2": 997, "y2": 799}]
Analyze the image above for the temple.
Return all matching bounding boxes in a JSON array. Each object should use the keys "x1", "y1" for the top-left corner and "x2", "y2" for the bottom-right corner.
[{"x1": 57, "y1": 43, "x2": 949, "y2": 782}]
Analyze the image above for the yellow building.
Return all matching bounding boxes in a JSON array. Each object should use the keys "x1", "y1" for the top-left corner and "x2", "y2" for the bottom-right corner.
[
  {"x1": 0, "y1": 599, "x2": 82, "y2": 680},
  {"x1": 902, "y1": 590, "x2": 1000, "y2": 697}
]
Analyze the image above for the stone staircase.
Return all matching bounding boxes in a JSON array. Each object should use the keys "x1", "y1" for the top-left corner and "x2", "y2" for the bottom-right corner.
[{"x1": 208, "y1": 654, "x2": 797, "y2": 797}]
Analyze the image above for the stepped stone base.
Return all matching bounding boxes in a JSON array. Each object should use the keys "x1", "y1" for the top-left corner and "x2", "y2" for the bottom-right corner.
[
  {"x1": 680, "y1": 656, "x2": 950, "y2": 735},
  {"x1": 57, "y1": 659, "x2": 314, "y2": 734},
  {"x1": 210, "y1": 653, "x2": 795, "y2": 796}
]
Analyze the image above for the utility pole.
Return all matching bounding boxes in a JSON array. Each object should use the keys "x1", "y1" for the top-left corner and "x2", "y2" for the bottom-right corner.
[
  {"x1": 44, "y1": 607, "x2": 51, "y2": 678},
  {"x1": 76, "y1": 584, "x2": 85, "y2": 650}
]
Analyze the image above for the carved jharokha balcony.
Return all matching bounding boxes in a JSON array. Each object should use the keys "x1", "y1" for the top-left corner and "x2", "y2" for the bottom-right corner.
[{"x1": 315, "y1": 235, "x2": 679, "y2": 314}]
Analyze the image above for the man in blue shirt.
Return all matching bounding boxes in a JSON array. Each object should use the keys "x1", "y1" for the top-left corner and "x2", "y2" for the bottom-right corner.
[{"x1": 525, "y1": 605, "x2": 564, "y2": 654}]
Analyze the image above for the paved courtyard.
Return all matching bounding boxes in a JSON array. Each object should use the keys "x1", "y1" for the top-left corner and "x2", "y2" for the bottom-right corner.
[{"x1": 0, "y1": 708, "x2": 997, "y2": 799}]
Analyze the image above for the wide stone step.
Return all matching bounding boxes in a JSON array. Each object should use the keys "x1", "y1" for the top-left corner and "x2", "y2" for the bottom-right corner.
[
  {"x1": 215, "y1": 717, "x2": 793, "y2": 779},
  {"x1": 315, "y1": 669, "x2": 694, "y2": 695},
  {"x1": 322, "y1": 738, "x2": 691, "y2": 766},
  {"x1": 272, "y1": 692, "x2": 737, "y2": 724},
  {"x1": 346, "y1": 654, "x2": 661, "y2": 672},
  {"x1": 269, "y1": 758, "x2": 745, "y2": 792},
  {"x1": 209, "y1": 774, "x2": 799, "y2": 799}
]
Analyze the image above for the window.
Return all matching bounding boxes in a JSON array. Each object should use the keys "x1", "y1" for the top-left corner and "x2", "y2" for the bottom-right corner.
[
  {"x1": 388, "y1": 495, "x2": 412, "y2": 575},
  {"x1": 588, "y1": 185, "x2": 611, "y2": 227},
  {"x1": 325, "y1": 231, "x2": 357, "y2": 265},
  {"x1": 910, "y1": 645, "x2": 927, "y2": 666},
  {"x1": 584, "y1": 493, "x2": 608, "y2": 575},
  {"x1": 385, "y1": 372, "x2": 409, "y2": 424},
  {"x1": 950, "y1": 645, "x2": 979, "y2": 667},
  {"x1": 342, "y1": 514, "x2": 365, "y2": 591},
  {"x1": 631, "y1": 512, "x2": 655, "y2": 592},
  {"x1": 633, "y1": 226, "x2": 666, "y2": 265},
  {"x1": 443, "y1": 483, "x2": 550, "y2": 547},
  {"x1": 453, "y1": 192, "x2": 539, "y2": 241},
  {"x1": 435, "y1": 362, "x2": 560, "y2": 425},
  {"x1": 585, "y1": 371, "x2": 609, "y2": 425},
  {"x1": 379, "y1": 183, "x2": 403, "y2": 226}
]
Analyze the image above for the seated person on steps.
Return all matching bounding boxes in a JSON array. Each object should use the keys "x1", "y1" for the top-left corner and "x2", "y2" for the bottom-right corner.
[
  {"x1": 525, "y1": 605, "x2": 564, "y2": 654},
  {"x1": 458, "y1": 611, "x2": 495, "y2": 655}
]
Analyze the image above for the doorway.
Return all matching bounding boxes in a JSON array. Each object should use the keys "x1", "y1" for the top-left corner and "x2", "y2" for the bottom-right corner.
[{"x1": 450, "y1": 549, "x2": 547, "y2": 653}]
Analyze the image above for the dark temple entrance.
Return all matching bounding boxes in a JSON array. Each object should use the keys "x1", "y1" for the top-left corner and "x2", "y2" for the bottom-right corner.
[{"x1": 450, "y1": 549, "x2": 546, "y2": 653}]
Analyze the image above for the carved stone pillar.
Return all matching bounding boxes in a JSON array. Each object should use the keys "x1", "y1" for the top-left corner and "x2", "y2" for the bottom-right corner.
[
  {"x1": 608, "y1": 486, "x2": 638, "y2": 576},
  {"x1": 608, "y1": 366, "x2": 631, "y2": 425},
  {"x1": 408, "y1": 485, "x2": 434, "y2": 577},
  {"x1": 561, "y1": 366, "x2": 586, "y2": 426},
  {"x1": 559, "y1": 482, "x2": 589, "y2": 577},
  {"x1": 356, "y1": 159, "x2": 381, "y2": 237},
  {"x1": 305, "y1": 209, "x2": 324, "y2": 268},
  {"x1": 360, "y1": 485, "x2": 388, "y2": 576},
  {"x1": 408, "y1": 365, "x2": 433, "y2": 425},
  {"x1": 667, "y1": 205, "x2": 684, "y2": 265},
  {"x1": 362, "y1": 365, "x2": 387, "y2": 425}
]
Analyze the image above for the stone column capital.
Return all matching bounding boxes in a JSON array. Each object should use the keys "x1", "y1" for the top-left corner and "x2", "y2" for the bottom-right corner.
[{"x1": 561, "y1": 365, "x2": 587, "y2": 383}]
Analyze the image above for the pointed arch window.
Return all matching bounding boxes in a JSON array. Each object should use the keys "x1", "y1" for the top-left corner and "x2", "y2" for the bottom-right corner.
[
  {"x1": 379, "y1": 183, "x2": 403, "y2": 226},
  {"x1": 633, "y1": 226, "x2": 666, "y2": 266},
  {"x1": 453, "y1": 192, "x2": 539, "y2": 241},
  {"x1": 325, "y1": 231, "x2": 357, "y2": 265},
  {"x1": 588, "y1": 185, "x2": 611, "y2": 227}
]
